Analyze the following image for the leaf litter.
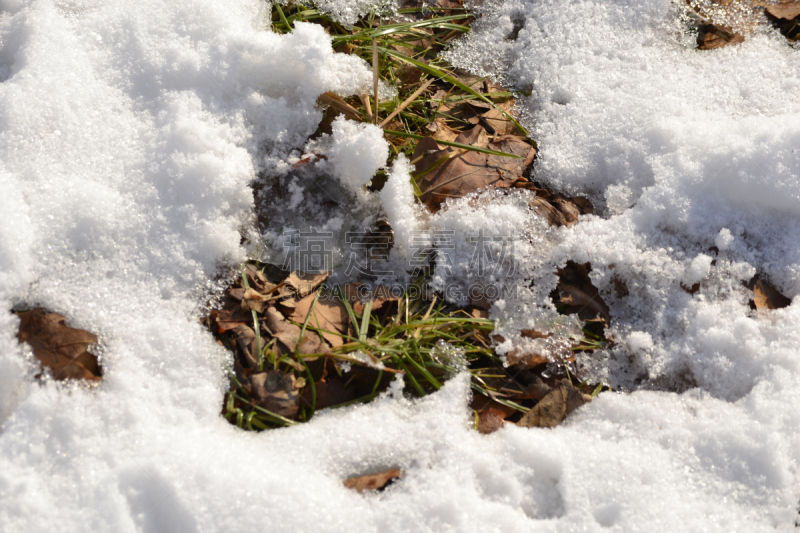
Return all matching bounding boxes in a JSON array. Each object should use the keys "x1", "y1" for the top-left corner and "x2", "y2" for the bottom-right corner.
[{"x1": 213, "y1": 0, "x2": 795, "y2": 451}]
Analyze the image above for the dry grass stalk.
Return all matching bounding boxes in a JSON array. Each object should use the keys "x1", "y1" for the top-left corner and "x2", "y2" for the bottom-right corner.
[
  {"x1": 379, "y1": 78, "x2": 435, "y2": 127},
  {"x1": 372, "y1": 38, "x2": 379, "y2": 124}
]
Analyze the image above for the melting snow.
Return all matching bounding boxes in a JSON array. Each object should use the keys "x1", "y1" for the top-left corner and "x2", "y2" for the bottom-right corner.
[{"x1": 0, "y1": 0, "x2": 799, "y2": 530}]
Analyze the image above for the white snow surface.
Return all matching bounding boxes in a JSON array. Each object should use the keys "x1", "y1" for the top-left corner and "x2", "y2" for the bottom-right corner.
[{"x1": 1, "y1": 0, "x2": 800, "y2": 532}]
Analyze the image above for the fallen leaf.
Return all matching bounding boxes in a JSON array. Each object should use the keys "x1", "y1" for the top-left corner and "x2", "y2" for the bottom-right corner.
[
  {"x1": 426, "y1": 118, "x2": 460, "y2": 143},
  {"x1": 16, "y1": 308, "x2": 101, "y2": 381},
  {"x1": 303, "y1": 373, "x2": 357, "y2": 409},
  {"x1": 415, "y1": 126, "x2": 536, "y2": 210},
  {"x1": 264, "y1": 306, "x2": 328, "y2": 355},
  {"x1": 367, "y1": 285, "x2": 401, "y2": 312},
  {"x1": 469, "y1": 390, "x2": 518, "y2": 418},
  {"x1": 523, "y1": 376, "x2": 552, "y2": 401},
  {"x1": 697, "y1": 24, "x2": 745, "y2": 49},
  {"x1": 556, "y1": 262, "x2": 611, "y2": 322},
  {"x1": 232, "y1": 324, "x2": 262, "y2": 368},
  {"x1": 289, "y1": 293, "x2": 350, "y2": 348},
  {"x1": 471, "y1": 308, "x2": 489, "y2": 319},
  {"x1": 476, "y1": 408, "x2": 506, "y2": 434},
  {"x1": 766, "y1": 1, "x2": 800, "y2": 20},
  {"x1": 284, "y1": 271, "x2": 330, "y2": 298},
  {"x1": 517, "y1": 383, "x2": 591, "y2": 428},
  {"x1": 504, "y1": 349, "x2": 549, "y2": 369},
  {"x1": 241, "y1": 288, "x2": 267, "y2": 314},
  {"x1": 244, "y1": 263, "x2": 268, "y2": 290},
  {"x1": 747, "y1": 276, "x2": 791, "y2": 310},
  {"x1": 525, "y1": 187, "x2": 592, "y2": 227},
  {"x1": 344, "y1": 468, "x2": 404, "y2": 492},
  {"x1": 210, "y1": 305, "x2": 250, "y2": 333},
  {"x1": 249, "y1": 370, "x2": 300, "y2": 418}
]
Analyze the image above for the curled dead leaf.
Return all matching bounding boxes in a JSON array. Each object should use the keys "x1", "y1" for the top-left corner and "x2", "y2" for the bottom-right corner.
[
  {"x1": 344, "y1": 468, "x2": 404, "y2": 493},
  {"x1": 233, "y1": 324, "x2": 262, "y2": 368},
  {"x1": 284, "y1": 271, "x2": 330, "y2": 298},
  {"x1": 249, "y1": 370, "x2": 300, "y2": 418},
  {"x1": 765, "y1": 1, "x2": 800, "y2": 20},
  {"x1": 476, "y1": 408, "x2": 506, "y2": 434},
  {"x1": 517, "y1": 383, "x2": 591, "y2": 428},
  {"x1": 16, "y1": 308, "x2": 101, "y2": 381},
  {"x1": 747, "y1": 276, "x2": 791, "y2": 310},
  {"x1": 697, "y1": 24, "x2": 745, "y2": 49},
  {"x1": 414, "y1": 126, "x2": 536, "y2": 211},
  {"x1": 556, "y1": 262, "x2": 611, "y2": 322},
  {"x1": 241, "y1": 288, "x2": 267, "y2": 314}
]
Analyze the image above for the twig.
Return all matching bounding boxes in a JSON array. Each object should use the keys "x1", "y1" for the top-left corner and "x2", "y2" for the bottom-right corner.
[{"x1": 379, "y1": 78, "x2": 435, "y2": 127}]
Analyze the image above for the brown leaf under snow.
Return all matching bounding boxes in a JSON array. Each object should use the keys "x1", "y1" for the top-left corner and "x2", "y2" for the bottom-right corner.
[
  {"x1": 697, "y1": 24, "x2": 745, "y2": 49},
  {"x1": 414, "y1": 126, "x2": 536, "y2": 210},
  {"x1": 16, "y1": 308, "x2": 101, "y2": 381},
  {"x1": 747, "y1": 276, "x2": 791, "y2": 310},
  {"x1": 504, "y1": 349, "x2": 550, "y2": 369},
  {"x1": 476, "y1": 408, "x2": 506, "y2": 434},
  {"x1": 523, "y1": 186, "x2": 593, "y2": 227},
  {"x1": 344, "y1": 468, "x2": 404, "y2": 492},
  {"x1": 556, "y1": 261, "x2": 611, "y2": 322},
  {"x1": 249, "y1": 370, "x2": 301, "y2": 418},
  {"x1": 517, "y1": 383, "x2": 591, "y2": 428}
]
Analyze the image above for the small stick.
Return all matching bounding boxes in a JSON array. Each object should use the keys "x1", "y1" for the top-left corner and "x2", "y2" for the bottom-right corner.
[
  {"x1": 379, "y1": 78, "x2": 435, "y2": 128},
  {"x1": 372, "y1": 38, "x2": 379, "y2": 124},
  {"x1": 359, "y1": 94, "x2": 374, "y2": 122}
]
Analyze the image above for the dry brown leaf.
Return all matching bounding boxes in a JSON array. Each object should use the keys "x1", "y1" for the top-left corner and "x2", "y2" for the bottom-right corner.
[
  {"x1": 471, "y1": 308, "x2": 489, "y2": 319},
  {"x1": 556, "y1": 262, "x2": 611, "y2": 322},
  {"x1": 414, "y1": 126, "x2": 536, "y2": 210},
  {"x1": 368, "y1": 285, "x2": 401, "y2": 311},
  {"x1": 426, "y1": 118, "x2": 460, "y2": 144},
  {"x1": 766, "y1": 1, "x2": 800, "y2": 19},
  {"x1": 284, "y1": 271, "x2": 330, "y2": 298},
  {"x1": 232, "y1": 324, "x2": 262, "y2": 368},
  {"x1": 16, "y1": 308, "x2": 101, "y2": 381},
  {"x1": 244, "y1": 263, "x2": 268, "y2": 289},
  {"x1": 249, "y1": 370, "x2": 300, "y2": 418},
  {"x1": 289, "y1": 293, "x2": 349, "y2": 348},
  {"x1": 524, "y1": 376, "x2": 552, "y2": 401},
  {"x1": 344, "y1": 468, "x2": 404, "y2": 492},
  {"x1": 476, "y1": 408, "x2": 506, "y2": 434},
  {"x1": 505, "y1": 349, "x2": 550, "y2": 369},
  {"x1": 210, "y1": 306, "x2": 250, "y2": 333},
  {"x1": 697, "y1": 24, "x2": 745, "y2": 49},
  {"x1": 264, "y1": 306, "x2": 328, "y2": 355},
  {"x1": 241, "y1": 288, "x2": 267, "y2": 314},
  {"x1": 302, "y1": 374, "x2": 358, "y2": 409},
  {"x1": 748, "y1": 276, "x2": 791, "y2": 310},
  {"x1": 517, "y1": 383, "x2": 591, "y2": 428}
]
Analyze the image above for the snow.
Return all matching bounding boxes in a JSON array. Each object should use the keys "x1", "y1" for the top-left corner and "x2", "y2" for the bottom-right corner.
[
  {"x1": 1, "y1": 0, "x2": 799, "y2": 531},
  {"x1": 309, "y1": 116, "x2": 389, "y2": 194}
]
